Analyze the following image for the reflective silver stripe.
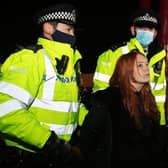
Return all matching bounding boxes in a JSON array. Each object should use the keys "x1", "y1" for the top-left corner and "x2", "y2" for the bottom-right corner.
[
  {"x1": 0, "y1": 100, "x2": 27, "y2": 117},
  {"x1": 32, "y1": 98, "x2": 79, "y2": 112},
  {"x1": 121, "y1": 46, "x2": 129, "y2": 54},
  {"x1": 42, "y1": 123, "x2": 77, "y2": 135},
  {"x1": 150, "y1": 80, "x2": 166, "y2": 90},
  {"x1": 155, "y1": 95, "x2": 165, "y2": 102},
  {"x1": 41, "y1": 49, "x2": 56, "y2": 99},
  {"x1": 0, "y1": 81, "x2": 34, "y2": 105},
  {"x1": 94, "y1": 72, "x2": 111, "y2": 83},
  {"x1": 33, "y1": 49, "x2": 79, "y2": 112}
]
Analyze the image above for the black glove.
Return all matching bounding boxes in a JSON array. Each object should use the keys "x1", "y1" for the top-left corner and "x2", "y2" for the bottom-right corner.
[
  {"x1": 80, "y1": 87, "x2": 92, "y2": 110},
  {"x1": 41, "y1": 131, "x2": 72, "y2": 166}
]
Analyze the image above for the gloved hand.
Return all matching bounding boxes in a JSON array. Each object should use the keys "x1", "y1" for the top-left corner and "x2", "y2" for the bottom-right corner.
[
  {"x1": 41, "y1": 131, "x2": 72, "y2": 166},
  {"x1": 71, "y1": 145, "x2": 81, "y2": 157}
]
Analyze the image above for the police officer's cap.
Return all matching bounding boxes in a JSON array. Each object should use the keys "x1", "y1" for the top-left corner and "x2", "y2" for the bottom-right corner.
[
  {"x1": 36, "y1": 2, "x2": 76, "y2": 26},
  {"x1": 132, "y1": 9, "x2": 160, "y2": 30}
]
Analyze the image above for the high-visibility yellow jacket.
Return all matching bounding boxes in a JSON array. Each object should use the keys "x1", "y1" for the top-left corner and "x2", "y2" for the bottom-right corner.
[
  {"x1": 0, "y1": 37, "x2": 82, "y2": 152},
  {"x1": 93, "y1": 37, "x2": 167, "y2": 125}
]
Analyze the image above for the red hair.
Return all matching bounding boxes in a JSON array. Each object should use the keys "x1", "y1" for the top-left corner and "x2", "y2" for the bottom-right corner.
[{"x1": 109, "y1": 49, "x2": 160, "y2": 127}]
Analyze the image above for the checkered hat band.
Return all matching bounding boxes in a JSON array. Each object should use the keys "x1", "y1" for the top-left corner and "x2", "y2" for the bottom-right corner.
[
  {"x1": 134, "y1": 15, "x2": 158, "y2": 24},
  {"x1": 38, "y1": 11, "x2": 76, "y2": 24}
]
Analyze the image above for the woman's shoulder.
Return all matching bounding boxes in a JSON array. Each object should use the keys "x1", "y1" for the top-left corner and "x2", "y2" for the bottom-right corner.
[{"x1": 91, "y1": 87, "x2": 121, "y2": 106}]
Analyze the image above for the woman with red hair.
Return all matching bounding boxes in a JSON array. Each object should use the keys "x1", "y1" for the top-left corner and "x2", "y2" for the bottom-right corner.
[{"x1": 80, "y1": 49, "x2": 161, "y2": 167}]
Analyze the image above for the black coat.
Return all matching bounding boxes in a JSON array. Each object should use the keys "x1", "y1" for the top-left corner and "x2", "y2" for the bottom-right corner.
[{"x1": 80, "y1": 87, "x2": 161, "y2": 168}]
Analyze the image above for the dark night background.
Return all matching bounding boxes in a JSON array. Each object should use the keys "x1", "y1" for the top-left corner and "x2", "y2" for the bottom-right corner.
[{"x1": 0, "y1": 0, "x2": 160, "y2": 73}]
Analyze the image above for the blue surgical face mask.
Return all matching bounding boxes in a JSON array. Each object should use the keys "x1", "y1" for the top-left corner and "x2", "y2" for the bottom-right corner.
[
  {"x1": 52, "y1": 30, "x2": 76, "y2": 47},
  {"x1": 135, "y1": 29, "x2": 154, "y2": 47}
]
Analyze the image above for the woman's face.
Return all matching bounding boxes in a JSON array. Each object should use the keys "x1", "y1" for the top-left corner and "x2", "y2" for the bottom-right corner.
[{"x1": 131, "y1": 53, "x2": 149, "y2": 90}]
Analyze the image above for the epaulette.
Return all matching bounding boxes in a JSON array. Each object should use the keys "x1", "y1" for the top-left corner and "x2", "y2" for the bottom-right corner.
[
  {"x1": 148, "y1": 43, "x2": 164, "y2": 58},
  {"x1": 109, "y1": 41, "x2": 127, "y2": 51},
  {"x1": 15, "y1": 44, "x2": 43, "y2": 53}
]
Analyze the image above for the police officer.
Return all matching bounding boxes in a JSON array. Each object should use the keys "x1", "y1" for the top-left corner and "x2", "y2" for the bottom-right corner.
[
  {"x1": 93, "y1": 9, "x2": 167, "y2": 126},
  {"x1": 0, "y1": 2, "x2": 83, "y2": 168}
]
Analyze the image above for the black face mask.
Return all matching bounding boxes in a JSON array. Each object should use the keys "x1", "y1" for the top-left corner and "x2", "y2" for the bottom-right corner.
[{"x1": 52, "y1": 30, "x2": 76, "y2": 47}]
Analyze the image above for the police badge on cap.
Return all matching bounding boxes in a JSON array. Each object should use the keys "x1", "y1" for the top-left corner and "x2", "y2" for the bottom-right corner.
[
  {"x1": 37, "y1": 3, "x2": 76, "y2": 26},
  {"x1": 132, "y1": 9, "x2": 160, "y2": 30}
]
